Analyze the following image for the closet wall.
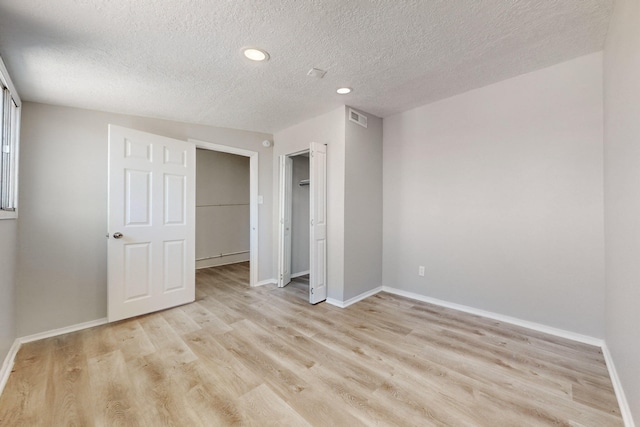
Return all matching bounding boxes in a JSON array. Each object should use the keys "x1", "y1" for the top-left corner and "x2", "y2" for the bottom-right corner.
[
  {"x1": 196, "y1": 148, "x2": 250, "y2": 269},
  {"x1": 291, "y1": 154, "x2": 310, "y2": 276}
]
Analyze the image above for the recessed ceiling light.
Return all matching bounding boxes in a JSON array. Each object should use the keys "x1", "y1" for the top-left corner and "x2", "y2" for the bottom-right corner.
[
  {"x1": 243, "y1": 48, "x2": 269, "y2": 61},
  {"x1": 337, "y1": 87, "x2": 352, "y2": 95}
]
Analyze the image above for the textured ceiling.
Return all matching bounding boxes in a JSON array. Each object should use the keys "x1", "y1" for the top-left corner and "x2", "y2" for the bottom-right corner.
[{"x1": 0, "y1": 0, "x2": 613, "y2": 133}]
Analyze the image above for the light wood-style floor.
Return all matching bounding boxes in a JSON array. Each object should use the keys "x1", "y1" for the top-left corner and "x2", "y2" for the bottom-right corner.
[{"x1": 0, "y1": 263, "x2": 623, "y2": 426}]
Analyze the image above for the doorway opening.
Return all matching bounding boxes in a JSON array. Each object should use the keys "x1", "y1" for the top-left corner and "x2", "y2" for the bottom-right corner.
[
  {"x1": 281, "y1": 152, "x2": 310, "y2": 289},
  {"x1": 278, "y1": 142, "x2": 327, "y2": 304},
  {"x1": 190, "y1": 139, "x2": 259, "y2": 287},
  {"x1": 195, "y1": 148, "x2": 249, "y2": 268}
]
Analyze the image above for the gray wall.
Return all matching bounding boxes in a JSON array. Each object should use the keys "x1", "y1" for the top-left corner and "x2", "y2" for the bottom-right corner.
[
  {"x1": 273, "y1": 106, "x2": 384, "y2": 302},
  {"x1": 17, "y1": 102, "x2": 273, "y2": 336},
  {"x1": 383, "y1": 53, "x2": 606, "y2": 338},
  {"x1": 0, "y1": 219, "x2": 17, "y2": 360},
  {"x1": 273, "y1": 107, "x2": 346, "y2": 300},
  {"x1": 196, "y1": 149, "x2": 250, "y2": 269},
  {"x1": 344, "y1": 108, "x2": 383, "y2": 300},
  {"x1": 291, "y1": 154, "x2": 309, "y2": 275},
  {"x1": 603, "y1": 0, "x2": 640, "y2": 420}
]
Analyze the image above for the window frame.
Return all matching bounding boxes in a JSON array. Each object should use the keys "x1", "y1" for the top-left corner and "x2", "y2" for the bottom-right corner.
[{"x1": 0, "y1": 54, "x2": 21, "y2": 220}]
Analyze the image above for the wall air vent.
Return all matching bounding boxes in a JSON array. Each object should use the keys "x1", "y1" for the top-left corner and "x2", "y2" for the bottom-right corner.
[{"x1": 349, "y1": 108, "x2": 368, "y2": 128}]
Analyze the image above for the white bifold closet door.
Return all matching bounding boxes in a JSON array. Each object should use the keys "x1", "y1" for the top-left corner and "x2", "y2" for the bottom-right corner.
[{"x1": 309, "y1": 142, "x2": 327, "y2": 304}]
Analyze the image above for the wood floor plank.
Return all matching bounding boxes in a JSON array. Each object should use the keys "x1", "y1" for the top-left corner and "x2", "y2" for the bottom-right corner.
[
  {"x1": 86, "y1": 350, "x2": 144, "y2": 426},
  {"x1": 298, "y1": 363, "x2": 430, "y2": 427},
  {"x1": 161, "y1": 306, "x2": 202, "y2": 336},
  {"x1": 183, "y1": 327, "x2": 263, "y2": 399},
  {"x1": 336, "y1": 302, "x2": 621, "y2": 426},
  {"x1": 406, "y1": 328, "x2": 576, "y2": 399},
  {"x1": 46, "y1": 333, "x2": 93, "y2": 426},
  {"x1": 256, "y1": 321, "x2": 392, "y2": 392},
  {"x1": 124, "y1": 354, "x2": 201, "y2": 426},
  {"x1": 236, "y1": 384, "x2": 311, "y2": 426},
  {"x1": 212, "y1": 325, "x2": 312, "y2": 399},
  {"x1": 404, "y1": 301, "x2": 609, "y2": 374},
  {"x1": 138, "y1": 314, "x2": 198, "y2": 367},
  {"x1": 0, "y1": 264, "x2": 624, "y2": 426},
  {"x1": 406, "y1": 322, "x2": 612, "y2": 391},
  {"x1": 196, "y1": 294, "x2": 246, "y2": 325},
  {"x1": 0, "y1": 339, "x2": 53, "y2": 426},
  {"x1": 230, "y1": 319, "x2": 318, "y2": 371},
  {"x1": 107, "y1": 320, "x2": 156, "y2": 362},
  {"x1": 373, "y1": 369, "x2": 530, "y2": 427},
  {"x1": 211, "y1": 326, "x2": 367, "y2": 425},
  {"x1": 179, "y1": 301, "x2": 233, "y2": 333}
]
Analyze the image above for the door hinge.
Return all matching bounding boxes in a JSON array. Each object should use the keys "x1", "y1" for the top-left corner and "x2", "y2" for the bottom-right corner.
[{"x1": 311, "y1": 151, "x2": 314, "y2": 157}]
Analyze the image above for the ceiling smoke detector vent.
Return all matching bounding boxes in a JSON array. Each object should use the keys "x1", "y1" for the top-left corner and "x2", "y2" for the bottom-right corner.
[
  {"x1": 307, "y1": 68, "x2": 327, "y2": 78},
  {"x1": 349, "y1": 108, "x2": 367, "y2": 128}
]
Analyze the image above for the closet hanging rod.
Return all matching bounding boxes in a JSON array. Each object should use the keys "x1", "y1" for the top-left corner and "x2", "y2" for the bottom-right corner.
[{"x1": 299, "y1": 179, "x2": 310, "y2": 186}]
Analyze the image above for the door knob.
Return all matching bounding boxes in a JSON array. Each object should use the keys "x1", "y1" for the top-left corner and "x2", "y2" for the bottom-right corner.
[{"x1": 113, "y1": 232, "x2": 124, "y2": 239}]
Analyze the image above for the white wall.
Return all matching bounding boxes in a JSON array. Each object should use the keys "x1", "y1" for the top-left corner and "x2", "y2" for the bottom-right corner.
[
  {"x1": 17, "y1": 102, "x2": 273, "y2": 336},
  {"x1": 383, "y1": 53, "x2": 605, "y2": 337},
  {"x1": 344, "y1": 108, "x2": 383, "y2": 300},
  {"x1": 291, "y1": 155, "x2": 309, "y2": 275},
  {"x1": 603, "y1": 0, "x2": 640, "y2": 421},
  {"x1": 196, "y1": 149, "x2": 250, "y2": 269},
  {"x1": 273, "y1": 106, "x2": 346, "y2": 300},
  {"x1": 0, "y1": 219, "x2": 17, "y2": 360}
]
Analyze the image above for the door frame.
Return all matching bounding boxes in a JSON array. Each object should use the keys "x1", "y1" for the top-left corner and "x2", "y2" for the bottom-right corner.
[
  {"x1": 278, "y1": 148, "x2": 320, "y2": 299},
  {"x1": 189, "y1": 138, "x2": 259, "y2": 287}
]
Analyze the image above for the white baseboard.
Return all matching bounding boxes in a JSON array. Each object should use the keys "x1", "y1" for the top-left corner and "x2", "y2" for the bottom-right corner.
[
  {"x1": 602, "y1": 343, "x2": 636, "y2": 427},
  {"x1": 381, "y1": 286, "x2": 604, "y2": 347},
  {"x1": 254, "y1": 278, "x2": 277, "y2": 287},
  {"x1": 325, "y1": 298, "x2": 343, "y2": 307},
  {"x1": 196, "y1": 257, "x2": 250, "y2": 270},
  {"x1": 0, "y1": 338, "x2": 21, "y2": 397},
  {"x1": 291, "y1": 270, "x2": 310, "y2": 279},
  {"x1": 326, "y1": 286, "x2": 383, "y2": 309},
  {"x1": 19, "y1": 318, "x2": 108, "y2": 344}
]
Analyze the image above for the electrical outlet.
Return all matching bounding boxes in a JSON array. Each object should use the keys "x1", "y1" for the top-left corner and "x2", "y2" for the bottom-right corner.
[{"x1": 418, "y1": 266, "x2": 425, "y2": 276}]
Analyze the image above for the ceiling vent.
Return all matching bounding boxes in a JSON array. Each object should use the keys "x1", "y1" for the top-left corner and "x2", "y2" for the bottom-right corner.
[
  {"x1": 307, "y1": 68, "x2": 327, "y2": 78},
  {"x1": 349, "y1": 108, "x2": 367, "y2": 128}
]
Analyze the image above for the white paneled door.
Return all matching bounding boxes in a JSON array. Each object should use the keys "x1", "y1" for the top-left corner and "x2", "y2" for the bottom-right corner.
[
  {"x1": 309, "y1": 142, "x2": 327, "y2": 304},
  {"x1": 107, "y1": 125, "x2": 195, "y2": 322}
]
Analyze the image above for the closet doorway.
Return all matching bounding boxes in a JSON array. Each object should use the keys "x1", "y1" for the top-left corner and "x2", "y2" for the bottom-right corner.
[
  {"x1": 278, "y1": 142, "x2": 327, "y2": 304},
  {"x1": 281, "y1": 152, "x2": 310, "y2": 285},
  {"x1": 191, "y1": 139, "x2": 259, "y2": 286}
]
